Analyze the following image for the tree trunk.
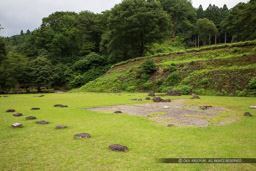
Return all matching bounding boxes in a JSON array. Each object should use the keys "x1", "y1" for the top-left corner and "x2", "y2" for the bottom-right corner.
[
  {"x1": 225, "y1": 32, "x2": 227, "y2": 44},
  {"x1": 198, "y1": 35, "x2": 200, "y2": 47},
  {"x1": 209, "y1": 35, "x2": 211, "y2": 45},
  {"x1": 215, "y1": 34, "x2": 217, "y2": 45},
  {"x1": 172, "y1": 25, "x2": 176, "y2": 42},
  {"x1": 195, "y1": 36, "x2": 197, "y2": 47}
]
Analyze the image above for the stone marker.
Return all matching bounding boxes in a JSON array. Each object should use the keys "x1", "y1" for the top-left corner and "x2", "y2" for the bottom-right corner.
[
  {"x1": 13, "y1": 113, "x2": 23, "y2": 117},
  {"x1": 109, "y1": 144, "x2": 128, "y2": 152},
  {"x1": 166, "y1": 90, "x2": 182, "y2": 96},
  {"x1": 199, "y1": 105, "x2": 212, "y2": 110},
  {"x1": 12, "y1": 123, "x2": 22, "y2": 128},
  {"x1": 250, "y1": 106, "x2": 256, "y2": 109},
  {"x1": 148, "y1": 92, "x2": 155, "y2": 97},
  {"x1": 138, "y1": 99, "x2": 142, "y2": 101},
  {"x1": 31, "y1": 108, "x2": 40, "y2": 110},
  {"x1": 191, "y1": 95, "x2": 200, "y2": 99},
  {"x1": 167, "y1": 124, "x2": 174, "y2": 127},
  {"x1": 244, "y1": 112, "x2": 252, "y2": 117},
  {"x1": 145, "y1": 97, "x2": 151, "y2": 100},
  {"x1": 26, "y1": 116, "x2": 36, "y2": 120},
  {"x1": 74, "y1": 133, "x2": 91, "y2": 138},
  {"x1": 114, "y1": 111, "x2": 122, "y2": 114},
  {"x1": 164, "y1": 106, "x2": 169, "y2": 109},
  {"x1": 56, "y1": 125, "x2": 67, "y2": 129},
  {"x1": 6, "y1": 109, "x2": 15, "y2": 112},
  {"x1": 36, "y1": 120, "x2": 49, "y2": 124}
]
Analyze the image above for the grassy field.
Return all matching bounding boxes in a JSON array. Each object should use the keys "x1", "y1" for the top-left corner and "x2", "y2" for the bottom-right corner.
[{"x1": 0, "y1": 93, "x2": 256, "y2": 170}]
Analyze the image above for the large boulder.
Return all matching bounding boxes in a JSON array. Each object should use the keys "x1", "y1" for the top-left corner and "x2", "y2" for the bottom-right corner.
[
  {"x1": 153, "y1": 97, "x2": 171, "y2": 103},
  {"x1": 74, "y1": 133, "x2": 91, "y2": 138},
  {"x1": 166, "y1": 90, "x2": 182, "y2": 96},
  {"x1": 12, "y1": 123, "x2": 22, "y2": 128},
  {"x1": 13, "y1": 113, "x2": 23, "y2": 117},
  {"x1": 108, "y1": 144, "x2": 128, "y2": 152}
]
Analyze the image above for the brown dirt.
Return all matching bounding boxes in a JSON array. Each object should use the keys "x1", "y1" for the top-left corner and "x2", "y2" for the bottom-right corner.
[{"x1": 84, "y1": 100, "x2": 230, "y2": 127}]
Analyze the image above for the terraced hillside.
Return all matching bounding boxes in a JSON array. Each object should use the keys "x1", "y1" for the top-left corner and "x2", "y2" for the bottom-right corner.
[{"x1": 78, "y1": 41, "x2": 256, "y2": 96}]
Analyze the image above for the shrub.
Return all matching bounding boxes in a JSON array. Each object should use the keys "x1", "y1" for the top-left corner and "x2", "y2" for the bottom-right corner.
[
  {"x1": 156, "y1": 78, "x2": 163, "y2": 85},
  {"x1": 236, "y1": 89, "x2": 247, "y2": 97},
  {"x1": 30, "y1": 89, "x2": 38, "y2": 93},
  {"x1": 200, "y1": 78, "x2": 210, "y2": 86},
  {"x1": 143, "y1": 82, "x2": 153, "y2": 91},
  {"x1": 140, "y1": 58, "x2": 156, "y2": 74},
  {"x1": 249, "y1": 77, "x2": 256, "y2": 89},
  {"x1": 166, "y1": 71, "x2": 181, "y2": 86},
  {"x1": 158, "y1": 85, "x2": 173, "y2": 93},
  {"x1": 182, "y1": 77, "x2": 190, "y2": 85},
  {"x1": 174, "y1": 86, "x2": 192, "y2": 95},
  {"x1": 126, "y1": 86, "x2": 136, "y2": 92},
  {"x1": 41, "y1": 89, "x2": 54, "y2": 93}
]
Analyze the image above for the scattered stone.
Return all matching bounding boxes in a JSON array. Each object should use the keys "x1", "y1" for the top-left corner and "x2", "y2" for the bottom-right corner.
[
  {"x1": 166, "y1": 90, "x2": 182, "y2": 96},
  {"x1": 36, "y1": 120, "x2": 49, "y2": 124},
  {"x1": 56, "y1": 125, "x2": 67, "y2": 129},
  {"x1": 39, "y1": 95, "x2": 44, "y2": 97},
  {"x1": 74, "y1": 133, "x2": 91, "y2": 138},
  {"x1": 244, "y1": 112, "x2": 252, "y2": 117},
  {"x1": 145, "y1": 97, "x2": 151, "y2": 100},
  {"x1": 138, "y1": 99, "x2": 142, "y2": 101},
  {"x1": 13, "y1": 113, "x2": 23, "y2": 117},
  {"x1": 157, "y1": 94, "x2": 166, "y2": 96},
  {"x1": 167, "y1": 124, "x2": 174, "y2": 127},
  {"x1": 114, "y1": 111, "x2": 122, "y2": 114},
  {"x1": 191, "y1": 95, "x2": 200, "y2": 99},
  {"x1": 3, "y1": 96, "x2": 8, "y2": 97},
  {"x1": 31, "y1": 108, "x2": 40, "y2": 110},
  {"x1": 148, "y1": 93, "x2": 155, "y2": 97},
  {"x1": 54, "y1": 104, "x2": 68, "y2": 108},
  {"x1": 129, "y1": 99, "x2": 137, "y2": 101},
  {"x1": 6, "y1": 109, "x2": 15, "y2": 112},
  {"x1": 250, "y1": 106, "x2": 256, "y2": 109},
  {"x1": 164, "y1": 106, "x2": 169, "y2": 109},
  {"x1": 108, "y1": 144, "x2": 128, "y2": 152},
  {"x1": 153, "y1": 97, "x2": 171, "y2": 103},
  {"x1": 199, "y1": 105, "x2": 213, "y2": 110},
  {"x1": 12, "y1": 123, "x2": 23, "y2": 128},
  {"x1": 26, "y1": 116, "x2": 37, "y2": 120}
]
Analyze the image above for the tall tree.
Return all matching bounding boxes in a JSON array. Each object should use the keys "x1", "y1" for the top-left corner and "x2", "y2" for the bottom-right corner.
[
  {"x1": 160, "y1": 0, "x2": 196, "y2": 41},
  {"x1": 105, "y1": 0, "x2": 169, "y2": 63},
  {"x1": 196, "y1": 18, "x2": 218, "y2": 45},
  {"x1": 197, "y1": 5, "x2": 204, "y2": 19}
]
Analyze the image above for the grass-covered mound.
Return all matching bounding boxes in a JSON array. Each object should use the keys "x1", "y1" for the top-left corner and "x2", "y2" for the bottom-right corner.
[
  {"x1": 0, "y1": 93, "x2": 256, "y2": 170},
  {"x1": 77, "y1": 41, "x2": 256, "y2": 96}
]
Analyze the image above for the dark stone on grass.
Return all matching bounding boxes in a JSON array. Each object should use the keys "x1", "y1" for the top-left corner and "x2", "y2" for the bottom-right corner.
[
  {"x1": 148, "y1": 93, "x2": 155, "y2": 97},
  {"x1": 74, "y1": 133, "x2": 91, "y2": 138},
  {"x1": 31, "y1": 108, "x2": 40, "y2": 110},
  {"x1": 244, "y1": 112, "x2": 252, "y2": 117},
  {"x1": 36, "y1": 120, "x2": 49, "y2": 124},
  {"x1": 145, "y1": 97, "x2": 151, "y2": 100},
  {"x1": 166, "y1": 90, "x2": 182, "y2": 96},
  {"x1": 167, "y1": 124, "x2": 174, "y2": 127},
  {"x1": 109, "y1": 144, "x2": 128, "y2": 152},
  {"x1": 6, "y1": 109, "x2": 15, "y2": 112},
  {"x1": 163, "y1": 99, "x2": 171, "y2": 102},
  {"x1": 56, "y1": 125, "x2": 67, "y2": 129},
  {"x1": 39, "y1": 95, "x2": 44, "y2": 97},
  {"x1": 13, "y1": 113, "x2": 23, "y2": 117},
  {"x1": 26, "y1": 116, "x2": 36, "y2": 120},
  {"x1": 199, "y1": 105, "x2": 212, "y2": 110},
  {"x1": 3, "y1": 96, "x2": 8, "y2": 97},
  {"x1": 12, "y1": 123, "x2": 22, "y2": 128},
  {"x1": 138, "y1": 99, "x2": 142, "y2": 101},
  {"x1": 129, "y1": 99, "x2": 137, "y2": 101},
  {"x1": 114, "y1": 111, "x2": 122, "y2": 114},
  {"x1": 191, "y1": 95, "x2": 200, "y2": 99},
  {"x1": 54, "y1": 104, "x2": 68, "y2": 108}
]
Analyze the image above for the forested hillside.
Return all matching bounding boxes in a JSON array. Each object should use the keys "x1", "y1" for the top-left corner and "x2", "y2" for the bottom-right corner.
[{"x1": 0, "y1": 0, "x2": 256, "y2": 94}]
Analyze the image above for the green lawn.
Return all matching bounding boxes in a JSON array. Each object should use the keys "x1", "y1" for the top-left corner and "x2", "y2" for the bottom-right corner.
[{"x1": 0, "y1": 93, "x2": 256, "y2": 170}]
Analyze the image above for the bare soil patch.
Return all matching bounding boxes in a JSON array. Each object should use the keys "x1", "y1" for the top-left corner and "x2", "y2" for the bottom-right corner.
[{"x1": 85, "y1": 100, "x2": 232, "y2": 127}]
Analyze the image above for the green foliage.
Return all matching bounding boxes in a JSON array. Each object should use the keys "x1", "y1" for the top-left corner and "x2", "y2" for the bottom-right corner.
[
  {"x1": 173, "y1": 86, "x2": 192, "y2": 95},
  {"x1": 196, "y1": 18, "x2": 218, "y2": 45},
  {"x1": 249, "y1": 76, "x2": 256, "y2": 89},
  {"x1": 236, "y1": 89, "x2": 247, "y2": 97},
  {"x1": 166, "y1": 71, "x2": 182, "y2": 86},
  {"x1": 182, "y1": 77, "x2": 191, "y2": 85},
  {"x1": 126, "y1": 86, "x2": 136, "y2": 92},
  {"x1": 156, "y1": 78, "x2": 164, "y2": 85},
  {"x1": 143, "y1": 82, "x2": 153, "y2": 91}
]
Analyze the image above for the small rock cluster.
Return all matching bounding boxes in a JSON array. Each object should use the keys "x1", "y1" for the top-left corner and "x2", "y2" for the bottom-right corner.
[
  {"x1": 191, "y1": 95, "x2": 200, "y2": 99},
  {"x1": 166, "y1": 90, "x2": 181, "y2": 96}
]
